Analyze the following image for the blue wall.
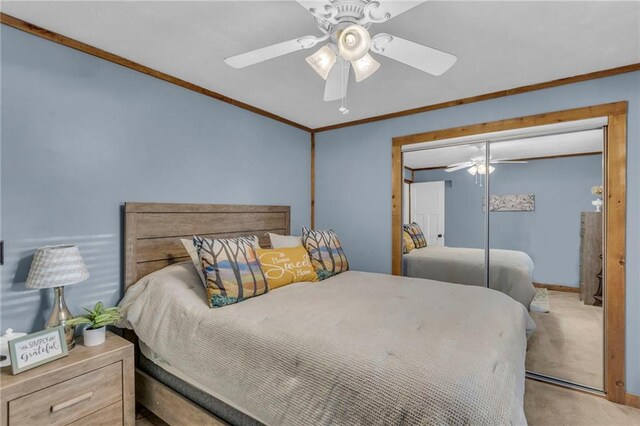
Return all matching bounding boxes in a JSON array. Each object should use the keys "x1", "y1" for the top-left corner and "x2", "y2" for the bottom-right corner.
[
  {"x1": 315, "y1": 71, "x2": 640, "y2": 393},
  {"x1": 414, "y1": 155, "x2": 603, "y2": 286},
  {"x1": 0, "y1": 27, "x2": 310, "y2": 333}
]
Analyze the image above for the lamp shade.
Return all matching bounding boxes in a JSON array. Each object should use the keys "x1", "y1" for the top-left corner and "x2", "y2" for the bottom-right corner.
[{"x1": 25, "y1": 245, "x2": 89, "y2": 289}]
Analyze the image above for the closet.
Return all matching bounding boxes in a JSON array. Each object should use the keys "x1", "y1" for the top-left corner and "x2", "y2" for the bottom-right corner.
[{"x1": 401, "y1": 120, "x2": 606, "y2": 392}]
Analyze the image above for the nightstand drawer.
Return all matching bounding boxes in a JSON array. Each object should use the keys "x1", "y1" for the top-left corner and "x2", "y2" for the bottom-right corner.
[
  {"x1": 8, "y1": 362, "x2": 122, "y2": 425},
  {"x1": 68, "y1": 401, "x2": 123, "y2": 426}
]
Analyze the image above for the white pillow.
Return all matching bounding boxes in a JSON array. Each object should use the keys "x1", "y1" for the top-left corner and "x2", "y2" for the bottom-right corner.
[
  {"x1": 180, "y1": 238, "x2": 206, "y2": 285},
  {"x1": 268, "y1": 233, "x2": 302, "y2": 248}
]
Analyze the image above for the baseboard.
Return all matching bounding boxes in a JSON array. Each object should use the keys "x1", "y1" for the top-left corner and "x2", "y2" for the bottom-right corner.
[
  {"x1": 533, "y1": 282, "x2": 580, "y2": 293},
  {"x1": 626, "y1": 393, "x2": 640, "y2": 408}
]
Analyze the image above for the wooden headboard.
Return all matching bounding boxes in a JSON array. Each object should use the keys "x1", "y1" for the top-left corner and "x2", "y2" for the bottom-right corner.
[{"x1": 124, "y1": 202, "x2": 290, "y2": 291}]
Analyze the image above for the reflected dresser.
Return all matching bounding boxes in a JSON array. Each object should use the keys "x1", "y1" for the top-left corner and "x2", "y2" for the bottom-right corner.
[{"x1": 579, "y1": 211, "x2": 603, "y2": 306}]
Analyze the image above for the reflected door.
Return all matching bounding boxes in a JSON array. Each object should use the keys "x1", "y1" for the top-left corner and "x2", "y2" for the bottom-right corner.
[{"x1": 410, "y1": 181, "x2": 445, "y2": 246}]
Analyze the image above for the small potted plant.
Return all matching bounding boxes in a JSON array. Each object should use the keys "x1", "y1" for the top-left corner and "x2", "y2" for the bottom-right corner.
[{"x1": 67, "y1": 302, "x2": 121, "y2": 347}]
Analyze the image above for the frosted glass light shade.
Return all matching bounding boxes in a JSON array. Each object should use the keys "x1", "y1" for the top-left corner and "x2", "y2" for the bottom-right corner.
[
  {"x1": 338, "y1": 24, "x2": 371, "y2": 61},
  {"x1": 469, "y1": 164, "x2": 495, "y2": 175},
  {"x1": 351, "y1": 53, "x2": 380, "y2": 82},
  {"x1": 26, "y1": 245, "x2": 89, "y2": 289},
  {"x1": 305, "y1": 46, "x2": 337, "y2": 80}
]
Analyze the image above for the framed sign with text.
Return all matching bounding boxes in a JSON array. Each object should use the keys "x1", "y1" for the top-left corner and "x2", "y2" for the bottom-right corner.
[{"x1": 8, "y1": 326, "x2": 68, "y2": 374}]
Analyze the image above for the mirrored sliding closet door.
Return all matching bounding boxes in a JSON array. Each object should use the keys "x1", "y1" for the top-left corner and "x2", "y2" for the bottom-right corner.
[
  {"x1": 402, "y1": 142, "x2": 487, "y2": 289},
  {"x1": 400, "y1": 121, "x2": 606, "y2": 392},
  {"x1": 488, "y1": 130, "x2": 605, "y2": 391}
]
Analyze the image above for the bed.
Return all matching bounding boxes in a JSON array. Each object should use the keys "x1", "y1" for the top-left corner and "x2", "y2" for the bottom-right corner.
[
  {"x1": 121, "y1": 203, "x2": 535, "y2": 425},
  {"x1": 403, "y1": 246, "x2": 537, "y2": 309}
]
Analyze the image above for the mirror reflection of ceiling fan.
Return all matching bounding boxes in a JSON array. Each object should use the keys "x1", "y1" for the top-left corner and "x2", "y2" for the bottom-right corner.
[
  {"x1": 224, "y1": 0, "x2": 457, "y2": 112},
  {"x1": 445, "y1": 155, "x2": 528, "y2": 176}
]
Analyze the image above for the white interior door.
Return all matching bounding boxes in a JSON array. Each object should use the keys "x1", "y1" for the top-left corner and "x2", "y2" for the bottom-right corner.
[
  {"x1": 410, "y1": 181, "x2": 445, "y2": 246},
  {"x1": 403, "y1": 182, "x2": 410, "y2": 224}
]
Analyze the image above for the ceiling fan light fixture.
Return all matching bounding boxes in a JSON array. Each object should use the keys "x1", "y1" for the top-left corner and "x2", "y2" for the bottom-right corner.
[
  {"x1": 338, "y1": 24, "x2": 371, "y2": 61},
  {"x1": 467, "y1": 166, "x2": 478, "y2": 176},
  {"x1": 351, "y1": 53, "x2": 380, "y2": 82},
  {"x1": 475, "y1": 164, "x2": 496, "y2": 175},
  {"x1": 305, "y1": 45, "x2": 337, "y2": 80}
]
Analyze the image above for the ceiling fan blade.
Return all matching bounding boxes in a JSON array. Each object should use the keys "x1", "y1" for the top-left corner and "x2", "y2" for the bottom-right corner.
[
  {"x1": 446, "y1": 161, "x2": 473, "y2": 167},
  {"x1": 491, "y1": 160, "x2": 529, "y2": 164},
  {"x1": 371, "y1": 33, "x2": 457, "y2": 76},
  {"x1": 225, "y1": 35, "x2": 328, "y2": 69},
  {"x1": 360, "y1": 1, "x2": 427, "y2": 24},
  {"x1": 445, "y1": 163, "x2": 473, "y2": 173},
  {"x1": 295, "y1": 1, "x2": 339, "y2": 24},
  {"x1": 324, "y1": 61, "x2": 350, "y2": 101}
]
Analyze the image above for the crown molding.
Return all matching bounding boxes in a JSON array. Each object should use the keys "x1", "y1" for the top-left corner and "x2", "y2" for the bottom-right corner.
[
  {"x1": 314, "y1": 63, "x2": 640, "y2": 133},
  {"x1": 3, "y1": 13, "x2": 638, "y2": 136},
  {"x1": 0, "y1": 13, "x2": 312, "y2": 133}
]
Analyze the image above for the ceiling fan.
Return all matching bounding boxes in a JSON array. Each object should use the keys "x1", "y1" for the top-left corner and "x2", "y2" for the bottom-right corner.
[
  {"x1": 445, "y1": 155, "x2": 528, "y2": 176},
  {"x1": 224, "y1": 0, "x2": 457, "y2": 108}
]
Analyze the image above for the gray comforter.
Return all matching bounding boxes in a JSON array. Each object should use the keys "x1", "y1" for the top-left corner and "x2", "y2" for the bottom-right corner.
[
  {"x1": 404, "y1": 246, "x2": 537, "y2": 309},
  {"x1": 120, "y1": 264, "x2": 534, "y2": 425}
]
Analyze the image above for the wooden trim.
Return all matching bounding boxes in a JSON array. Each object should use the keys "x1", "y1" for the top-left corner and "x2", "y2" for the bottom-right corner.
[
  {"x1": 391, "y1": 144, "x2": 403, "y2": 275},
  {"x1": 5, "y1": 13, "x2": 637, "y2": 139},
  {"x1": 311, "y1": 131, "x2": 316, "y2": 228},
  {"x1": 626, "y1": 393, "x2": 640, "y2": 409},
  {"x1": 410, "y1": 151, "x2": 603, "y2": 173},
  {"x1": 403, "y1": 179, "x2": 413, "y2": 184},
  {"x1": 4, "y1": 14, "x2": 637, "y2": 137},
  {"x1": 136, "y1": 370, "x2": 228, "y2": 425},
  {"x1": 315, "y1": 64, "x2": 639, "y2": 133},
  {"x1": 533, "y1": 283, "x2": 580, "y2": 294},
  {"x1": 0, "y1": 13, "x2": 311, "y2": 133},
  {"x1": 604, "y1": 113, "x2": 627, "y2": 404},
  {"x1": 393, "y1": 102, "x2": 627, "y2": 146},
  {"x1": 391, "y1": 102, "x2": 627, "y2": 403}
]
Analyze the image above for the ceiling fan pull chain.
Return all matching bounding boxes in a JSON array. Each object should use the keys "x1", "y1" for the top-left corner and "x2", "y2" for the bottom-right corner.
[{"x1": 339, "y1": 62, "x2": 349, "y2": 115}]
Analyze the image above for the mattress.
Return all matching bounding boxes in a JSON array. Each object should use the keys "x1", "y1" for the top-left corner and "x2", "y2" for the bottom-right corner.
[
  {"x1": 120, "y1": 263, "x2": 535, "y2": 425},
  {"x1": 138, "y1": 347, "x2": 262, "y2": 426},
  {"x1": 403, "y1": 246, "x2": 537, "y2": 308}
]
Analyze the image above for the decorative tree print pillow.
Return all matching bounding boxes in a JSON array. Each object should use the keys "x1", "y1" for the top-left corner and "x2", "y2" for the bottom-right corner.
[
  {"x1": 193, "y1": 235, "x2": 267, "y2": 308},
  {"x1": 402, "y1": 231, "x2": 416, "y2": 253},
  {"x1": 301, "y1": 227, "x2": 349, "y2": 280},
  {"x1": 403, "y1": 223, "x2": 427, "y2": 248}
]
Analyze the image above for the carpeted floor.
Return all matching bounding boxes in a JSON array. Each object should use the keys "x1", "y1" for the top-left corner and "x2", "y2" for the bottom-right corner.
[
  {"x1": 525, "y1": 379, "x2": 640, "y2": 425},
  {"x1": 527, "y1": 290, "x2": 603, "y2": 389}
]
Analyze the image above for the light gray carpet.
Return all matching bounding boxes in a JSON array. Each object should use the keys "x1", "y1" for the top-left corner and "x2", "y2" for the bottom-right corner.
[
  {"x1": 527, "y1": 290, "x2": 603, "y2": 389},
  {"x1": 525, "y1": 379, "x2": 640, "y2": 425}
]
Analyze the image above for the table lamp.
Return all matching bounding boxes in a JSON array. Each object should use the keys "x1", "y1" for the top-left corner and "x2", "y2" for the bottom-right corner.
[{"x1": 25, "y1": 245, "x2": 89, "y2": 349}]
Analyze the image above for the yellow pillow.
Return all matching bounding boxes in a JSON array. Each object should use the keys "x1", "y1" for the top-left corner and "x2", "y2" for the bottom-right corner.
[
  {"x1": 256, "y1": 246, "x2": 318, "y2": 289},
  {"x1": 403, "y1": 231, "x2": 416, "y2": 253}
]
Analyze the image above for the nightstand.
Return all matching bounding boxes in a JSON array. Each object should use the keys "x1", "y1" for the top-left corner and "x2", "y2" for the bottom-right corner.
[{"x1": 0, "y1": 331, "x2": 134, "y2": 426}]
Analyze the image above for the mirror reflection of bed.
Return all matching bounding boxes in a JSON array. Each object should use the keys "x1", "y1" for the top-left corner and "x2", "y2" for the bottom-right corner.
[{"x1": 401, "y1": 119, "x2": 605, "y2": 391}]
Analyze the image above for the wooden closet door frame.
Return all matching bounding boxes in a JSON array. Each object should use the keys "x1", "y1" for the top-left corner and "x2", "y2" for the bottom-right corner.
[{"x1": 391, "y1": 101, "x2": 627, "y2": 403}]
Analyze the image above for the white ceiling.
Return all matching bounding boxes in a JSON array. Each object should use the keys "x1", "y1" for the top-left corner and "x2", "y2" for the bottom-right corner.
[
  {"x1": 3, "y1": 1, "x2": 639, "y2": 129},
  {"x1": 403, "y1": 127, "x2": 603, "y2": 169}
]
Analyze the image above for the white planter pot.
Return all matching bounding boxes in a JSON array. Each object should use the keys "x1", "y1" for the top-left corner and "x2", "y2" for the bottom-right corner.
[
  {"x1": 83, "y1": 326, "x2": 106, "y2": 347},
  {"x1": 592, "y1": 198, "x2": 603, "y2": 212}
]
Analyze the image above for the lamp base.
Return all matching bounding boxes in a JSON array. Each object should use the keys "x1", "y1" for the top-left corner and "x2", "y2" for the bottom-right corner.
[{"x1": 46, "y1": 286, "x2": 75, "y2": 349}]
